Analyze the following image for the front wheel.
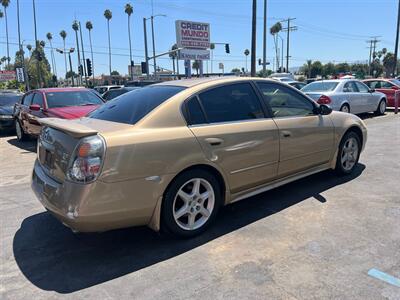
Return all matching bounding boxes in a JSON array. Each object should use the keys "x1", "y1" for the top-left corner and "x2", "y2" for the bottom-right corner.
[
  {"x1": 340, "y1": 104, "x2": 350, "y2": 113},
  {"x1": 15, "y1": 120, "x2": 28, "y2": 141},
  {"x1": 161, "y1": 169, "x2": 222, "y2": 238},
  {"x1": 375, "y1": 99, "x2": 386, "y2": 116},
  {"x1": 335, "y1": 131, "x2": 361, "y2": 175}
]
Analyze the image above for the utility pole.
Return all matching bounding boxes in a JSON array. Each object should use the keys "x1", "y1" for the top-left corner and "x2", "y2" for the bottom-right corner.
[
  {"x1": 151, "y1": 16, "x2": 157, "y2": 78},
  {"x1": 251, "y1": 0, "x2": 257, "y2": 77},
  {"x1": 32, "y1": 0, "x2": 42, "y2": 88},
  {"x1": 367, "y1": 39, "x2": 373, "y2": 76},
  {"x1": 262, "y1": 0, "x2": 267, "y2": 75},
  {"x1": 281, "y1": 17, "x2": 297, "y2": 72},
  {"x1": 394, "y1": 0, "x2": 400, "y2": 76},
  {"x1": 143, "y1": 17, "x2": 150, "y2": 78}
]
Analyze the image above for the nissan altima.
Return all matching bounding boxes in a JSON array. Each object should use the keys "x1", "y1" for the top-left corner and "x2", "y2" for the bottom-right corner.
[{"x1": 31, "y1": 77, "x2": 367, "y2": 238}]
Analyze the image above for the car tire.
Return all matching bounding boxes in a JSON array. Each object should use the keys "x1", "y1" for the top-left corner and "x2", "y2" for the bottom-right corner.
[
  {"x1": 335, "y1": 131, "x2": 361, "y2": 175},
  {"x1": 161, "y1": 169, "x2": 222, "y2": 238},
  {"x1": 340, "y1": 104, "x2": 350, "y2": 113},
  {"x1": 375, "y1": 99, "x2": 386, "y2": 116},
  {"x1": 15, "y1": 120, "x2": 28, "y2": 141}
]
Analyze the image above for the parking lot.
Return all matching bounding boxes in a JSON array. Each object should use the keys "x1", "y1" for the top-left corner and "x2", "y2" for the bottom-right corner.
[{"x1": 0, "y1": 112, "x2": 399, "y2": 299}]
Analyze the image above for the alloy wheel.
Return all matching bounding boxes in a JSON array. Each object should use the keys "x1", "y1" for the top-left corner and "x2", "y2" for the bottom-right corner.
[
  {"x1": 16, "y1": 122, "x2": 22, "y2": 140},
  {"x1": 341, "y1": 105, "x2": 349, "y2": 113},
  {"x1": 341, "y1": 137, "x2": 359, "y2": 171},
  {"x1": 172, "y1": 178, "x2": 215, "y2": 231},
  {"x1": 379, "y1": 101, "x2": 386, "y2": 114}
]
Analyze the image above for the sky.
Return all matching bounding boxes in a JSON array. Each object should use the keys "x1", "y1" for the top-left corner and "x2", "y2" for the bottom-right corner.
[{"x1": 0, "y1": 0, "x2": 398, "y2": 78}]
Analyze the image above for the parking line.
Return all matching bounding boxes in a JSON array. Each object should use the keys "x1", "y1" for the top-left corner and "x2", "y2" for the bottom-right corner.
[{"x1": 368, "y1": 268, "x2": 400, "y2": 288}]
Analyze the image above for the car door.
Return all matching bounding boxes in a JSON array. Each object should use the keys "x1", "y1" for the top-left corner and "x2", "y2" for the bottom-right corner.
[
  {"x1": 26, "y1": 92, "x2": 45, "y2": 135},
  {"x1": 186, "y1": 82, "x2": 280, "y2": 194},
  {"x1": 255, "y1": 82, "x2": 335, "y2": 178},
  {"x1": 355, "y1": 81, "x2": 376, "y2": 112},
  {"x1": 380, "y1": 81, "x2": 396, "y2": 107},
  {"x1": 343, "y1": 81, "x2": 363, "y2": 113},
  {"x1": 19, "y1": 92, "x2": 34, "y2": 132}
]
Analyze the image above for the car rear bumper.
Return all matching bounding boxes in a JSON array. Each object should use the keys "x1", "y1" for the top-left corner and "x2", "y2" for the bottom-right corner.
[{"x1": 31, "y1": 159, "x2": 168, "y2": 232}]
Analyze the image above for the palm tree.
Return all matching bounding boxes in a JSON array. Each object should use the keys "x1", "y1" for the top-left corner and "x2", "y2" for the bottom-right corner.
[
  {"x1": 270, "y1": 22, "x2": 282, "y2": 71},
  {"x1": 124, "y1": 3, "x2": 133, "y2": 80},
  {"x1": 86, "y1": 21, "x2": 94, "y2": 80},
  {"x1": 46, "y1": 32, "x2": 57, "y2": 77},
  {"x1": 1, "y1": 0, "x2": 10, "y2": 68},
  {"x1": 192, "y1": 60, "x2": 200, "y2": 76},
  {"x1": 26, "y1": 44, "x2": 32, "y2": 54},
  {"x1": 72, "y1": 20, "x2": 82, "y2": 83},
  {"x1": 169, "y1": 44, "x2": 178, "y2": 76},
  {"x1": 59, "y1": 30, "x2": 68, "y2": 77},
  {"x1": 210, "y1": 43, "x2": 215, "y2": 73},
  {"x1": 244, "y1": 49, "x2": 250, "y2": 73},
  {"x1": 104, "y1": 9, "x2": 112, "y2": 76}
]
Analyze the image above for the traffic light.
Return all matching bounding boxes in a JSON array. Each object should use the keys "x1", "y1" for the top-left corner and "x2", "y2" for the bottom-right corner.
[
  {"x1": 225, "y1": 43, "x2": 230, "y2": 54},
  {"x1": 141, "y1": 61, "x2": 148, "y2": 74},
  {"x1": 258, "y1": 58, "x2": 262, "y2": 66},
  {"x1": 86, "y1": 59, "x2": 92, "y2": 76},
  {"x1": 78, "y1": 64, "x2": 83, "y2": 76}
]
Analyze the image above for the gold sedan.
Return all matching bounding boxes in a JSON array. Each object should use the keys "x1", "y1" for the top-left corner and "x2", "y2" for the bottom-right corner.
[{"x1": 31, "y1": 77, "x2": 367, "y2": 237}]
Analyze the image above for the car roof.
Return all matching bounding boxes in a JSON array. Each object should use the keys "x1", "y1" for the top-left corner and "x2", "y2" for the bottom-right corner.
[{"x1": 33, "y1": 87, "x2": 91, "y2": 93}]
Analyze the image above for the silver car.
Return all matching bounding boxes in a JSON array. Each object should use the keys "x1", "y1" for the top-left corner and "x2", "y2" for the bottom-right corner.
[{"x1": 301, "y1": 79, "x2": 387, "y2": 115}]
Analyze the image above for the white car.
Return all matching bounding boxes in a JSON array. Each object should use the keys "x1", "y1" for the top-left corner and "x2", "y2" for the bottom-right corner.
[
  {"x1": 93, "y1": 85, "x2": 123, "y2": 95},
  {"x1": 301, "y1": 79, "x2": 387, "y2": 115}
]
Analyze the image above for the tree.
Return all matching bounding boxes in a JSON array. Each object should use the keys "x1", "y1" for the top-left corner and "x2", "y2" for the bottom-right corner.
[
  {"x1": 86, "y1": 21, "x2": 94, "y2": 79},
  {"x1": 210, "y1": 43, "x2": 215, "y2": 73},
  {"x1": 1, "y1": 0, "x2": 10, "y2": 68},
  {"x1": 335, "y1": 63, "x2": 350, "y2": 74},
  {"x1": 192, "y1": 60, "x2": 200, "y2": 76},
  {"x1": 231, "y1": 68, "x2": 241, "y2": 73},
  {"x1": 169, "y1": 43, "x2": 178, "y2": 75},
  {"x1": 27, "y1": 45, "x2": 52, "y2": 88},
  {"x1": 125, "y1": 3, "x2": 133, "y2": 80},
  {"x1": 244, "y1": 49, "x2": 250, "y2": 73},
  {"x1": 104, "y1": 9, "x2": 112, "y2": 76},
  {"x1": 26, "y1": 44, "x2": 32, "y2": 54},
  {"x1": 383, "y1": 52, "x2": 396, "y2": 77},
  {"x1": 270, "y1": 22, "x2": 282, "y2": 71},
  {"x1": 111, "y1": 70, "x2": 119, "y2": 76},
  {"x1": 72, "y1": 20, "x2": 81, "y2": 82},
  {"x1": 59, "y1": 30, "x2": 68, "y2": 77},
  {"x1": 46, "y1": 32, "x2": 57, "y2": 77},
  {"x1": 323, "y1": 62, "x2": 336, "y2": 77}
]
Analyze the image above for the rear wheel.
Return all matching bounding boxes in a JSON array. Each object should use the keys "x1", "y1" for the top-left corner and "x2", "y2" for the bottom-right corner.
[
  {"x1": 335, "y1": 131, "x2": 361, "y2": 175},
  {"x1": 340, "y1": 104, "x2": 350, "y2": 113},
  {"x1": 15, "y1": 120, "x2": 28, "y2": 141},
  {"x1": 161, "y1": 169, "x2": 221, "y2": 238},
  {"x1": 375, "y1": 99, "x2": 386, "y2": 115}
]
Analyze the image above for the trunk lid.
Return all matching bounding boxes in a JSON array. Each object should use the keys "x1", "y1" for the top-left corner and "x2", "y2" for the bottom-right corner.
[
  {"x1": 37, "y1": 117, "x2": 132, "y2": 182},
  {"x1": 304, "y1": 92, "x2": 323, "y2": 102}
]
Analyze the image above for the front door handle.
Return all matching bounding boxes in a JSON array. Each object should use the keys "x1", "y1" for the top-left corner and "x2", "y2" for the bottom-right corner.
[
  {"x1": 205, "y1": 137, "x2": 224, "y2": 146},
  {"x1": 281, "y1": 130, "x2": 292, "y2": 138}
]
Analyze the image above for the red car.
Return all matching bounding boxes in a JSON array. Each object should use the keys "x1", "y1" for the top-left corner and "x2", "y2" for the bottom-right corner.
[
  {"x1": 363, "y1": 78, "x2": 400, "y2": 107},
  {"x1": 14, "y1": 88, "x2": 104, "y2": 141}
]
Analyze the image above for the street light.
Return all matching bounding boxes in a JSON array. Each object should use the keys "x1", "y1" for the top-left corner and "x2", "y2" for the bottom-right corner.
[
  {"x1": 56, "y1": 48, "x2": 75, "y2": 86},
  {"x1": 144, "y1": 14, "x2": 166, "y2": 78}
]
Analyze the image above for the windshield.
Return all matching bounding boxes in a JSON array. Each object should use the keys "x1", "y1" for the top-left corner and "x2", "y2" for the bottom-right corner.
[
  {"x1": 302, "y1": 81, "x2": 339, "y2": 92},
  {"x1": 45, "y1": 91, "x2": 104, "y2": 108},
  {"x1": 0, "y1": 94, "x2": 22, "y2": 106},
  {"x1": 390, "y1": 79, "x2": 400, "y2": 86},
  {"x1": 89, "y1": 85, "x2": 186, "y2": 124}
]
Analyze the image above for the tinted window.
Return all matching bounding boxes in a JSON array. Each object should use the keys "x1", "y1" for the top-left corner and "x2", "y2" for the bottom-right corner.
[
  {"x1": 302, "y1": 81, "x2": 338, "y2": 92},
  {"x1": 364, "y1": 81, "x2": 380, "y2": 89},
  {"x1": 390, "y1": 79, "x2": 400, "y2": 86},
  {"x1": 32, "y1": 93, "x2": 44, "y2": 106},
  {"x1": 257, "y1": 82, "x2": 315, "y2": 117},
  {"x1": 103, "y1": 89, "x2": 128, "y2": 101},
  {"x1": 355, "y1": 81, "x2": 369, "y2": 93},
  {"x1": 0, "y1": 94, "x2": 22, "y2": 106},
  {"x1": 382, "y1": 81, "x2": 394, "y2": 88},
  {"x1": 45, "y1": 91, "x2": 103, "y2": 108},
  {"x1": 186, "y1": 97, "x2": 206, "y2": 125},
  {"x1": 89, "y1": 85, "x2": 186, "y2": 124},
  {"x1": 198, "y1": 83, "x2": 264, "y2": 123},
  {"x1": 22, "y1": 93, "x2": 34, "y2": 106},
  {"x1": 343, "y1": 82, "x2": 358, "y2": 92}
]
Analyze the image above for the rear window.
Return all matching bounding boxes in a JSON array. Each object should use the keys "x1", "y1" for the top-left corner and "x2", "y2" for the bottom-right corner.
[
  {"x1": 103, "y1": 89, "x2": 128, "y2": 101},
  {"x1": 0, "y1": 94, "x2": 22, "y2": 106},
  {"x1": 302, "y1": 81, "x2": 339, "y2": 92},
  {"x1": 390, "y1": 79, "x2": 400, "y2": 86},
  {"x1": 45, "y1": 91, "x2": 104, "y2": 108},
  {"x1": 88, "y1": 85, "x2": 186, "y2": 124}
]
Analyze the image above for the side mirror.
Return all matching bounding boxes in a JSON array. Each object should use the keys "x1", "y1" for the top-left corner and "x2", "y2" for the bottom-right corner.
[
  {"x1": 318, "y1": 104, "x2": 332, "y2": 115},
  {"x1": 369, "y1": 88, "x2": 375, "y2": 93},
  {"x1": 29, "y1": 104, "x2": 41, "y2": 111}
]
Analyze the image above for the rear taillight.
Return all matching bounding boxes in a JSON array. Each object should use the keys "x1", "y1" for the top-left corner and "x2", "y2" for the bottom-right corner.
[
  {"x1": 317, "y1": 95, "x2": 331, "y2": 104},
  {"x1": 67, "y1": 135, "x2": 105, "y2": 183}
]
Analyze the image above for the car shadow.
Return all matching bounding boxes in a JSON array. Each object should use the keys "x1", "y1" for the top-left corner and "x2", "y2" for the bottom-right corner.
[
  {"x1": 13, "y1": 164, "x2": 365, "y2": 293},
  {"x1": 7, "y1": 138, "x2": 37, "y2": 153}
]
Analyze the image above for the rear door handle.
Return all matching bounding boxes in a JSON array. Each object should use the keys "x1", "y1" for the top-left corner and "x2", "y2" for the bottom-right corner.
[
  {"x1": 281, "y1": 130, "x2": 292, "y2": 138},
  {"x1": 205, "y1": 137, "x2": 224, "y2": 146}
]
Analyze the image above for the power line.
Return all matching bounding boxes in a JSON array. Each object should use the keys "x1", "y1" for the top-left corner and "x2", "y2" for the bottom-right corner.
[{"x1": 280, "y1": 17, "x2": 297, "y2": 71}]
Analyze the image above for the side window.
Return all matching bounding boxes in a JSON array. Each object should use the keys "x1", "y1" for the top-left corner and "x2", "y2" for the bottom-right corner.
[
  {"x1": 22, "y1": 93, "x2": 34, "y2": 106},
  {"x1": 31, "y1": 93, "x2": 44, "y2": 107},
  {"x1": 186, "y1": 97, "x2": 207, "y2": 125},
  {"x1": 355, "y1": 82, "x2": 369, "y2": 93},
  {"x1": 381, "y1": 81, "x2": 394, "y2": 89},
  {"x1": 366, "y1": 81, "x2": 381, "y2": 89},
  {"x1": 198, "y1": 83, "x2": 264, "y2": 123},
  {"x1": 256, "y1": 82, "x2": 315, "y2": 118},
  {"x1": 343, "y1": 82, "x2": 358, "y2": 92}
]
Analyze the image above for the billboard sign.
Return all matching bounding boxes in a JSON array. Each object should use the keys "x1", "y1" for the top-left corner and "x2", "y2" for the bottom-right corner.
[
  {"x1": 0, "y1": 70, "x2": 16, "y2": 82},
  {"x1": 176, "y1": 20, "x2": 210, "y2": 49},
  {"x1": 178, "y1": 48, "x2": 210, "y2": 61}
]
